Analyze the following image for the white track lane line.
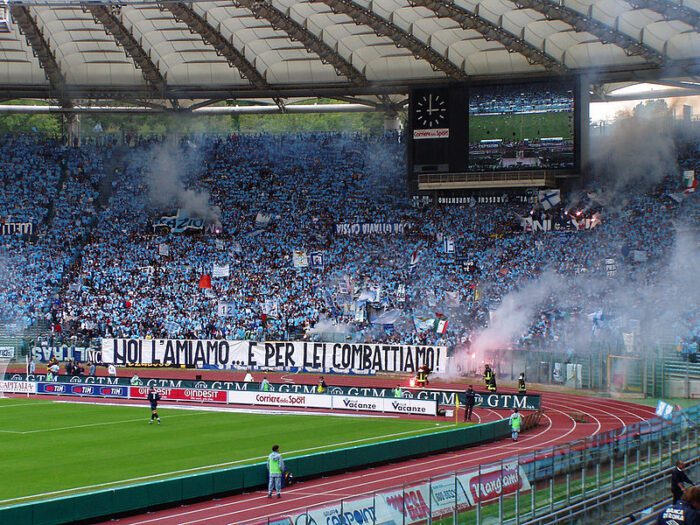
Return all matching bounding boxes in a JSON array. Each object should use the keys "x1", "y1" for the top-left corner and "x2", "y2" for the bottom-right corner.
[
  {"x1": 124, "y1": 412, "x2": 567, "y2": 525},
  {"x1": 154, "y1": 399, "x2": 640, "y2": 525},
  {"x1": 88, "y1": 396, "x2": 652, "y2": 525}
]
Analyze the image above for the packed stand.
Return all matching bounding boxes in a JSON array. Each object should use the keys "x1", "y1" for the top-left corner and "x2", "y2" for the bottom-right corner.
[
  {"x1": 2, "y1": 132, "x2": 699, "y2": 358},
  {"x1": 0, "y1": 137, "x2": 106, "y2": 330}
]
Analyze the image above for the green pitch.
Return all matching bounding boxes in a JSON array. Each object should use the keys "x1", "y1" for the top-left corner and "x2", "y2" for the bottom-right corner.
[
  {"x1": 469, "y1": 112, "x2": 573, "y2": 142},
  {"x1": 0, "y1": 398, "x2": 456, "y2": 505}
]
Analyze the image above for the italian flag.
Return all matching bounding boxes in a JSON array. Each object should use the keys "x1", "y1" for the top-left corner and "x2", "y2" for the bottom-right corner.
[{"x1": 434, "y1": 318, "x2": 448, "y2": 335}]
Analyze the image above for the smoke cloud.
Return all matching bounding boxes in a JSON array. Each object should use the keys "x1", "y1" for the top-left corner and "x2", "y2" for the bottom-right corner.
[
  {"x1": 590, "y1": 112, "x2": 677, "y2": 192},
  {"x1": 468, "y1": 273, "x2": 564, "y2": 359},
  {"x1": 146, "y1": 140, "x2": 221, "y2": 223}
]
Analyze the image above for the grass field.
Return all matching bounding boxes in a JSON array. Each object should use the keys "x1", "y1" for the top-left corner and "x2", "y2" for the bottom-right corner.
[
  {"x1": 469, "y1": 112, "x2": 573, "y2": 142},
  {"x1": 0, "y1": 398, "x2": 455, "y2": 505}
]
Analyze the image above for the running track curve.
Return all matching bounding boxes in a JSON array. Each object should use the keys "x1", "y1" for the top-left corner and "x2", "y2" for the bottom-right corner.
[{"x1": 99, "y1": 390, "x2": 655, "y2": 525}]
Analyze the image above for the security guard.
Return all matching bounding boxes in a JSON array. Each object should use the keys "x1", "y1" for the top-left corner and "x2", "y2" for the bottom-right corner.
[
  {"x1": 484, "y1": 364, "x2": 493, "y2": 390},
  {"x1": 484, "y1": 364, "x2": 497, "y2": 392},
  {"x1": 657, "y1": 486, "x2": 700, "y2": 525},
  {"x1": 488, "y1": 372, "x2": 497, "y2": 392}
]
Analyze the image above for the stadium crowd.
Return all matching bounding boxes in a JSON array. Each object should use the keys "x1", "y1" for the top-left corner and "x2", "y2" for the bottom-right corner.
[
  {"x1": 0, "y1": 137, "x2": 105, "y2": 329},
  {"x1": 469, "y1": 83, "x2": 574, "y2": 115},
  {"x1": 1, "y1": 132, "x2": 699, "y2": 359}
]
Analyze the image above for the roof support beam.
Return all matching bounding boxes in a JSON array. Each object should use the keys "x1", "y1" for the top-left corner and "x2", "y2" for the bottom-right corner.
[
  {"x1": 625, "y1": 0, "x2": 699, "y2": 32},
  {"x1": 84, "y1": 4, "x2": 166, "y2": 96},
  {"x1": 0, "y1": 103, "x2": 379, "y2": 114},
  {"x1": 231, "y1": 0, "x2": 367, "y2": 86},
  {"x1": 408, "y1": 0, "x2": 567, "y2": 73},
  {"x1": 9, "y1": 5, "x2": 70, "y2": 105},
  {"x1": 312, "y1": 0, "x2": 469, "y2": 80},
  {"x1": 162, "y1": 2, "x2": 269, "y2": 89},
  {"x1": 513, "y1": 0, "x2": 665, "y2": 66}
]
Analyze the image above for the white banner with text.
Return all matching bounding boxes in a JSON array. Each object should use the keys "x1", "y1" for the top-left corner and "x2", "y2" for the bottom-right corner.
[{"x1": 101, "y1": 339, "x2": 446, "y2": 374}]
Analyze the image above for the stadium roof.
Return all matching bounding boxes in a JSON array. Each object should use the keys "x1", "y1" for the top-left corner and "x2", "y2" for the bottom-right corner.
[{"x1": 0, "y1": 0, "x2": 699, "y2": 106}]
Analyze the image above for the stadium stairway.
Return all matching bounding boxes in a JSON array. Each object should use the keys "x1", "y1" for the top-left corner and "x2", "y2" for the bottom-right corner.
[{"x1": 645, "y1": 351, "x2": 700, "y2": 398}]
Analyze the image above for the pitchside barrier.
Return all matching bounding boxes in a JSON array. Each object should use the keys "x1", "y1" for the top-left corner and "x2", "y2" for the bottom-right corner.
[
  {"x1": 0, "y1": 411, "x2": 544, "y2": 525},
  {"x1": 3, "y1": 373, "x2": 542, "y2": 410},
  {"x1": 239, "y1": 405, "x2": 700, "y2": 525}
]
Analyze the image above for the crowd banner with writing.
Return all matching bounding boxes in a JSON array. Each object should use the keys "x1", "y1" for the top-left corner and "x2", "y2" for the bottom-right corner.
[
  {"x1": 212, "y1": 264, "x2": 230, "y2": 278},
  {"x1": 30, "y1": 346, "x2": 94, "y2": 363},
  {"x1": 0, "y1": 222, "x2": 33, "y2": 235},
  {"x1": 437, "y1": 195, "x2": 537, "y2": 206},
  {"x1": 153, "y1": 209, "x2": 205, "y2": 233},
  {"x1": 520, "y1": 215, "x2": 601, "y2": 233},
  {"x1": 0, "y1": 346, "x2": 15, "y2": 359},
  {"x1": 335, "y1": 222, "x2": 413, "y2": 235},
  {"x1": 217, "y1": 302, "x2": 236, "y2": 317},
  {"x1": 101, "y1": 339, "x2": 447, "y2": 374}
]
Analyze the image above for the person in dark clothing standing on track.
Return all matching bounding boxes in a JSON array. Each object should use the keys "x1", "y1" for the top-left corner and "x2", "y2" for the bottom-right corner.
[
  {"x1": 518, "y1": 373, "x2": 527, "y2": 395},
  {"x1": 657, "y1": 486, "x2": 700, "y2": 525},
  {"x1": 464, "y1": 385, "x2": 476, "y2": 421},
  {"x1": 672, "y1": 461, "x2": 695, "y2": 504},
  {"x1": 147, "y1": 386, "x2": 161, "y2": 425}
]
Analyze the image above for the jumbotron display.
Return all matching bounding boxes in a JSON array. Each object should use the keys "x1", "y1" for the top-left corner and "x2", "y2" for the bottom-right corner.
[{"x1": 467, "y1": 81, "x2": 575, "y2": 172}]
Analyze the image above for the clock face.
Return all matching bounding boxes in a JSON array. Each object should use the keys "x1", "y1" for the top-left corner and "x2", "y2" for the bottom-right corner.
[{"x1": 415, "y1": 93, "x2": 447, "y2": 128}]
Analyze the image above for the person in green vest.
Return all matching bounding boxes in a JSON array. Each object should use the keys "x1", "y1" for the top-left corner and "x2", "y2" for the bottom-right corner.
[
  {"x1": 509, "y1": 408, "x2": 522, "y2": 442},
  {"x1": 393, "y1": 385, "x2": 403, "y2": 398},
  {"x1": 260, "y1": 375, "x2": 271, "y2": 392},
  {"x1": 267, "y1": 444, "x2": 285, "y2": 498}
]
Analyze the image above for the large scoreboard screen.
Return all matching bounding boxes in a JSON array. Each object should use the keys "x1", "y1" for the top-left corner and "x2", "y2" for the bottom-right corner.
[
  {"x1": 408, "y1": 78, "x2": 579, "y2": 181},
  {"x1": 468, "y1": 80, "x2": 575, "y2": 172}
]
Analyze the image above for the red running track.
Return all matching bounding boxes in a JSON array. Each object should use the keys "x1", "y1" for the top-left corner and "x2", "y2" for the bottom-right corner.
[{"x1": 96, "y1": 389, "x2": 655, "y2": 525}]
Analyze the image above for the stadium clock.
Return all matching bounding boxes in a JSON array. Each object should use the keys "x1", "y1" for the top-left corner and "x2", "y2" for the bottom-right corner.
[{"x1": 414, "y1": 92, "x2": 447, "y2": 128}]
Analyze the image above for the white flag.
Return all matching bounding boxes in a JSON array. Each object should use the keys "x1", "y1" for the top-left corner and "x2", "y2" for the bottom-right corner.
[
  {"x1": 217, "y1": 302, "x2": 236, "y2": 317},
  {"x1": 263, "y1": 298, "x2": 280, "y2": 317},
  {"x1": 212, "y1": 264, "x2": 230, "y2": 278},
  {"x1": 539, "y1": 190, "x2": 561, "y2": 210},
  {"x1": 158, "y1": 243, "x2": 170, "y2": 256},
  {"x1": 293, "y1": 250, "x2": 308, "y2": 268},
  {"x1": 255, "y1": 212, "x2": 271, "y2": 228}
]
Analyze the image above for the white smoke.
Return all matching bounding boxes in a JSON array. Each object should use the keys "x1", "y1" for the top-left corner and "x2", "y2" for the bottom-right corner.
[
  {"x1": 468, "y1": 273, "x2": 564, "y2": 360},
  {"x1": 589, "y1": 108, "x2": 677, "y2": 192},
  {"x1": 308, "y1": 316, "x2": 353, "y2": 341},
  {"x1": 146, "y1": 140, "x2": 221, "y2": 222}
]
